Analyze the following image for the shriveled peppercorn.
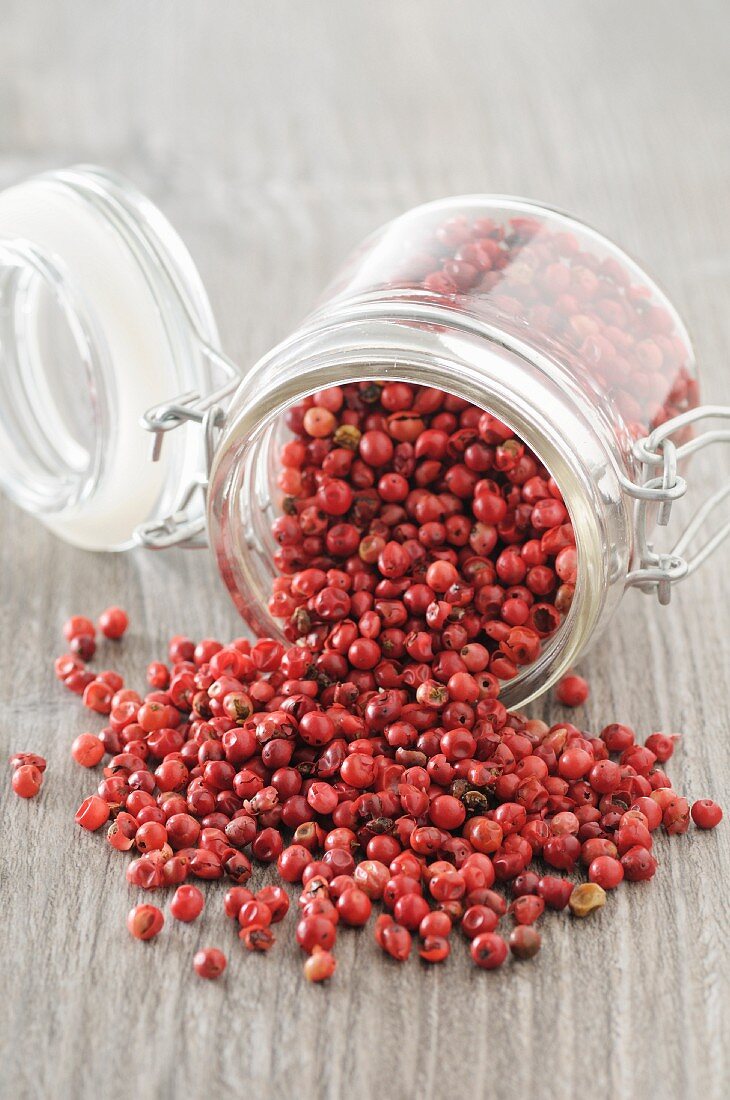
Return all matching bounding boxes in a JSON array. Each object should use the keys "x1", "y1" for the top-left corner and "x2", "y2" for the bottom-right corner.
[{"x1": 569, "y1": 883, "x2": 607, "y2": 917}]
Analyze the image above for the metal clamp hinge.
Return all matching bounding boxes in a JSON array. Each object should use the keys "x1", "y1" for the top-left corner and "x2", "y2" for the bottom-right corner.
[
  {"x1": 134, "y1": 346, "x2": 240, "y2": 550},
  {"x1": 622, "y1": 404, "x2": 730, "y2": 604}
]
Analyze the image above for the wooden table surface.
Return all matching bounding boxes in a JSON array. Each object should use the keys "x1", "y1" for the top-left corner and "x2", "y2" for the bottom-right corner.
[{"x1": 1, "y1": 3, "x2": 729, "y2": 1098}]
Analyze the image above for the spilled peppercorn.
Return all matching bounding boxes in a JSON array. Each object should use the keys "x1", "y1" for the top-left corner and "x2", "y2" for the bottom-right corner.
[{"x1": 10, "y1": 369, "x2": 721, "y2": 983}]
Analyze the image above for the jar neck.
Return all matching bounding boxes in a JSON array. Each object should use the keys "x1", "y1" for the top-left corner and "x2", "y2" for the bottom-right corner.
[{"x1": 209, "y1": 307, "x2": 633, "y2": 707}]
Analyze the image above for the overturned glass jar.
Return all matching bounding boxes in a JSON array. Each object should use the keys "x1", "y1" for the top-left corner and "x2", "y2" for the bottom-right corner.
[{"x1": 0, "y1": 165, "x2": 727, "y2": 706}]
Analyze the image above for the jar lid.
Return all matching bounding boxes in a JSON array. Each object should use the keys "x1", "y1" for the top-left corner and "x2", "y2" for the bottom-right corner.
[{"x1": 0, "y1": 165, "x2": 219, "y2": 549}]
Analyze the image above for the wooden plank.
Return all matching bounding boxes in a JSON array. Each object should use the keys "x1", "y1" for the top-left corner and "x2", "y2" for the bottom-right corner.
[{"x1": 0, "y1": 2, "x2": 728, "y2": 1098}]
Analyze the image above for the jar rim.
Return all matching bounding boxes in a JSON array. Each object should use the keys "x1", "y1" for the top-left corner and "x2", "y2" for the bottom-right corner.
[
  {"x1": 208, "y1": 310, "x2": 625, "y2": 708},
  {"x1": 0, "y1": 236, "x2": 112, "y2": 516}
]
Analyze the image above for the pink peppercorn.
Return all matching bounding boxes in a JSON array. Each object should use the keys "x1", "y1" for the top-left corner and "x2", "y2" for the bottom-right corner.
[
  {"x1": 296, "y1": 914, "x2": 337, "y2": 954},
  {"x1": 99, "y1": 607, "x2": 129, "y2": 640},
  {"x1": 127, "y1": 904, "x2": 164, "y2": 941},
  {"x1": 63, "y1": 615, "x2": 96, "y2": 643},
  {"x1": 170, "y1": 885, "x2": 205, "y2": 922},
  {"x1": 304, "y1": 947, "x2": 337, "y2": 982},
  {"x1": 461, "y1": 906, "x2": 499, "y2": 939},
  {"x1": 556, "y1": 674, "x2": 589, "y2": 707},
  {"x1": 71, "y1": 733, "x2": 105, "y2": 768},
  {"x1": 256, "y1": 885, "x2": 290, "y2": 922},
  {"x1": 419, "y1": 935, "x2": 450, "y2": 963},
  {"x1": 621, "y1": 846, "x2": 658, "y2": 882},
  {"x1": 588, "y1": 856, "x2": 624, "y2": 890},
  {"x1": 691, "y1": 799, "x2": 723, "y2": 829},
  {"x1": 510, "y1": 926, "x2": 541, "y2": 959},
  {"x1": 537, "y1": 876, "x2": 574, "y2": 910},
  {"x1": 193, "y1": 947, "x2": 227, "y2": 979},
  {"x1": 470, "y1": 932, "x2": 508, "y2": 970},
  {"x1": 11, "y1": 764, "x2": 43, "y2": 799},
  {"x1": 380, "y1": 922, "x2": 412, "y2": 962},
  {"x1": 75, "y1": 794, "x2": 111, "y2": 831}
]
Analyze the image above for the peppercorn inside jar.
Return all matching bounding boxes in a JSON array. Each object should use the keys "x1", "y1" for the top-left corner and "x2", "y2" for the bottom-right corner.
[
  {"x1": 208, "y1": 196, "x2": 699, "y2": 708},
  {"x1": 266, "y1": 380, "x2": 576, "y2": 703}
]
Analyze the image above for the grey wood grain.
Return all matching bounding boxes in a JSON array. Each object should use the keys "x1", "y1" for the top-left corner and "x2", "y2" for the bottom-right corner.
[{"x1": 1, "y1": 2, "x2": 729, "y2": 1098}]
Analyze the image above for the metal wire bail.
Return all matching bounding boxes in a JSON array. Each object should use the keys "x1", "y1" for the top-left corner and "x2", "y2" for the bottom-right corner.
[
  {"x1": 135, "y1": 342, "x2": 240, "y2": 550},
  {"x1": 624, "y1": 404, "x2": 730, "y2": 604}
]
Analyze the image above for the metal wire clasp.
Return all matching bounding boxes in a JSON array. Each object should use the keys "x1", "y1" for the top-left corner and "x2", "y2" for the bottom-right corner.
[
  {"x1": 135, "y1": 344, "x2": 241, "y2": 550},
  {"x1": 623, "y1": 404, "x2": 730, "y2": 604}
]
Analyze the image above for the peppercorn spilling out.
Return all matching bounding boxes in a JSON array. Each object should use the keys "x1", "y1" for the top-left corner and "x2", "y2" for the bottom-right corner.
[
  {"x1": 9, "y1": 753, "x2": 46, "y2": 799},
  {"x1": 46, "y1": 597, "x2": 722, "y2": 982}
]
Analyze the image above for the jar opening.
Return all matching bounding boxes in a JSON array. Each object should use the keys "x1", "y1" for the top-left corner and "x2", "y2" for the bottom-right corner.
[
  {"x1": 0, "y1": 240, "x2": 109, "y2": 515},
  {"x1": 210, "y1": 365, "x2": 590, "y2": 710}
]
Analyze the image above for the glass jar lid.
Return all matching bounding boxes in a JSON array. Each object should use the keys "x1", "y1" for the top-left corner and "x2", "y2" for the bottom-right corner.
[{"x1": 0, "y1": 165, "x2": 222, "y2": 549}]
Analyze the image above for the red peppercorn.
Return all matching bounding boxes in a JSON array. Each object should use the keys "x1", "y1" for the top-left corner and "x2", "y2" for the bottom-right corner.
[
  {"x1": 509, "y1": 925, "x2": 541, "y2": 959},
  {"x1": 223, "y1": 887, "x2": 254, "y2": 920},
  {"x1": 337, "y1": 887, "x2": 372, "y2": 927},
  {"x1": 45, "y1": 369, "x2": 717, "y2": 987},
  {"x1": 600, "y1": 723, "x2": 635, "y2": 752},
  {"x1": 304, "y1": 947, "x2": 337, "y2": 982},
  {"x1": 107, "y1": 812, "x2": 138, "y2": 851},
  {"x1": 470, "y1": 932, "x2": 508, "y2": 969},
  {"x1": 621, "y1": 845, "x2": 658, "y2": 882},
  {"x1": 393, "y1": 893, "x2": 431, "y2": 930},
  {"x1": 428, "y1": 794, "x2": 466, "y2": 830},
  {"x1": 127, "y1": 904, "x2": 164, "y2": 940},
  {"x1": 419, "y1": 935, "x2": 450, "y2": 963},
  {"x1": 256, "y1": 885, "x2": 291, "y2": 922},
  {"x1": 75, "y1": 794, "x2": 111, "y2": 831},
  {"x1": 296, "y1": 914, "x2": 337, "y2": 954},
  {"x1": 99, "y1": 607, "x2": 129, "y2": 640},
  {"x1": 11, "y1": 763, "x2": 43, "y2": 799},
  {"x1": 588, "y1": 856, "x2": 624, "y2": 890},
  {"x1": 691, "y1": 799, "x2": 723, "y2": 829},
  {"x1": 193, "y1": 947, "x2": 227, "y2": 979},
  {"x1": 461, "y1": 905, "x2": 499, "y2": 939},
  {"x1": 555, "y1": 674, "x2": 589, "y2": 707},
  {"x1": 510, "y1": 895, "x2": 545, "y2": 926},
  {"x1": 537, "y1": 876, "x2": 573, "y2": 910},
  {"x1": 277, "y1": 844, "x2": 313, "y2": 883},
  {"x1": 135, "y1": 820, "x2": 168, "y2": 853},
  {"x1": 71, "y1": 733, "x2": 105, "y2": 768},
  {"x1": 170, "y1": 885, "x2": 205, "y2": 922},
  {"x1": 83, "y1": 679, "x2": 114, "y2": 715},
  {"x1": 663, "y1": 797, "x2": 690, "y2": 836},
  {"x1": 380, "y1": 922, "x2": 412, "y2": 962},
  {"x1": 419, "y1": 910, "x2": 452, "y2": 939},
  {"x1": 240, "y1": 925, "x2": 276, "y2": 952},
  {"x1": 63, "y1": 615, "x2": 96, "y2": 643},
  {"x1": 644, "y1": 732, "x2": 677, "y2": 763},
  {"x1": 70, "y1": 634, "x2": 96, "y2": 661}
]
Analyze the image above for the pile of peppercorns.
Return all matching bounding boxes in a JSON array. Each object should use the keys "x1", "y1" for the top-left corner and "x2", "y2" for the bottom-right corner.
[
  {"x1": 8, "y1": 374, "x2": 722, "y2": 981},
  {"x1": 13, "y1": 595, "x2": 722, "y2": 980}
]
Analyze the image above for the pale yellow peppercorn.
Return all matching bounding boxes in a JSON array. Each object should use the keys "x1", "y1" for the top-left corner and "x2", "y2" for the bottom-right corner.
[
  {"x1": 333, "y1": 424, "x2": 362, "y2": 451},
  {"x1": 569, "y1": 882, "x2": 607, "y2": 917}
]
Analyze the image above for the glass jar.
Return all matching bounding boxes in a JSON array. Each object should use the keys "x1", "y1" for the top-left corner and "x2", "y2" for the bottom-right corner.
[{"x1": 1, "y1": 167, "x2": 727, "y2": 707}]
